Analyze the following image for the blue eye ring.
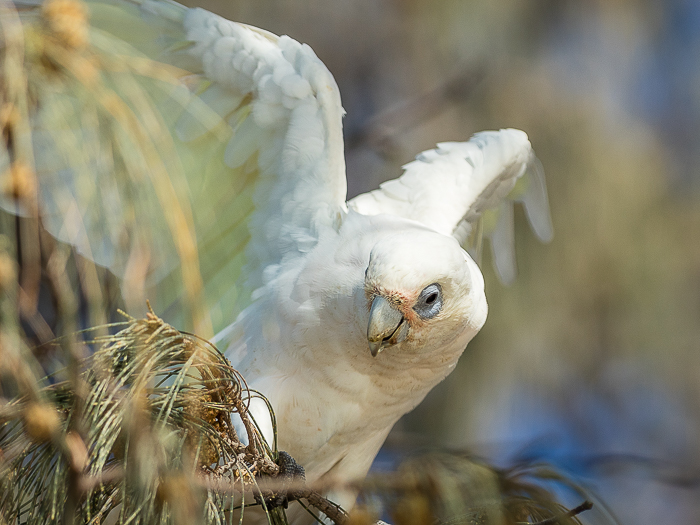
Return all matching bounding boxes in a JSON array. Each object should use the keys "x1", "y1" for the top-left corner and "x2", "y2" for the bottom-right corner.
[{"x1": 414, "y1": 283, "x2": 443, "y2": 319}]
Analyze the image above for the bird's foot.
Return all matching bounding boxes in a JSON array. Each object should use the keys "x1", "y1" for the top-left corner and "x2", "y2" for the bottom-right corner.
[{"x1": 256, "y1": 450, "x2": 306, "y2": 509}]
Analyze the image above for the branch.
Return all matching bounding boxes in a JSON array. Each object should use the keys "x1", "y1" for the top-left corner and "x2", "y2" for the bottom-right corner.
[{"x1": 526, "y1": 500, "x2": 593, "y2": 525}]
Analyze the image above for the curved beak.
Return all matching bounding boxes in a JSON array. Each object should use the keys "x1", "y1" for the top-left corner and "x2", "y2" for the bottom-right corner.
[{"x1": 367, "y1": 296, "x2": 408, "y2": 357}]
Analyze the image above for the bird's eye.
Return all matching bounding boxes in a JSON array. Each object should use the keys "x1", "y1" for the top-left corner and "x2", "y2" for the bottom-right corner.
[{"x1": 414, "y1": 283, "x2": 443, "y2": 319}]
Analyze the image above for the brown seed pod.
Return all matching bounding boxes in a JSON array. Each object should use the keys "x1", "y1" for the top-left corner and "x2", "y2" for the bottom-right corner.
[
  {"x1": 0, "y1": 252, "x2": 16, "y2": 291},
  {"x1": 41, "y1": 0, "x2": 89, "y2": 50},
  {"x1": 22, "y1": 402, "x2": 61, "y2": 443}
]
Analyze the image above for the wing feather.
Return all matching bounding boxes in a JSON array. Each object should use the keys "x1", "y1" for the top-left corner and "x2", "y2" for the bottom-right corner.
[
  {"x1": 3, "y1": 0, "x2": 348, "y2": 334},
  {"x1": 348, "y1": 129, "x2": 553, "y2": 283}
]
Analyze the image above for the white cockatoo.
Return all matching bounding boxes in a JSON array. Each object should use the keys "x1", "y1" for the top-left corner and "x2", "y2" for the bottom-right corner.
[{"x1": 3, "y1": 0, "x2": 552, "y2": 512}]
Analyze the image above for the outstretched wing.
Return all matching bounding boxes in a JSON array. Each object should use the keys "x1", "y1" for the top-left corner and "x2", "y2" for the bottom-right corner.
[
  {"x1": 348, "y1": 129, "x2": 552, "y2": 283},
  {"x1": 3, "y1": 0, "x2": 347, "y2": 335}
]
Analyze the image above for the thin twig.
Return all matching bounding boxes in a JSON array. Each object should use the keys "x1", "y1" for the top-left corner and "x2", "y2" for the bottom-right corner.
[
  {"x1": 525, "y1": 500, "x2": 593, "y2": 525},
  {"x1": 301, "y1": 492, "x2": 348, "y2": 525},
  {"x1": 198, "y1": 474, "x2": 348, "y2": 525}
]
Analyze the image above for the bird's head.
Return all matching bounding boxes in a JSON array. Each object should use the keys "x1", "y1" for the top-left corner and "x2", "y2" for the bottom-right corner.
[{"x1": 363, "y1": 230, "x2": 487, "y2": 357}]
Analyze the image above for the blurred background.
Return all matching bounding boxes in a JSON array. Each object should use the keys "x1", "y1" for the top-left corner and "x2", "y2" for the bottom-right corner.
[
  {"x1": 3, "y1": 0, "x2": 699, "y2": 523},
  {"x1": 177, "y1": 1, "x2": 700, "y2": 523}
]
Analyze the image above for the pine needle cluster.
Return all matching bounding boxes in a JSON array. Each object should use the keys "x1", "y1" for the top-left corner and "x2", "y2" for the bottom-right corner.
[{"x1": 0, "y1": 309, "x2": 283, "y2": 524}]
